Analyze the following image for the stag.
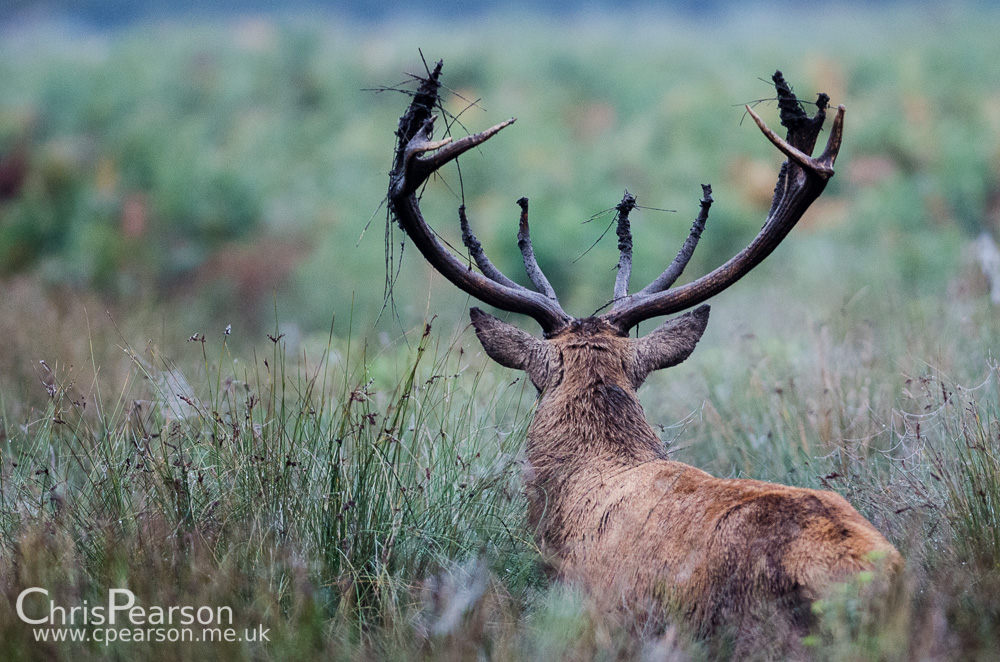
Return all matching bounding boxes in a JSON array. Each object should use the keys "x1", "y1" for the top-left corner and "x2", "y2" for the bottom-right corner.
[{"x1": 386, "y1": 61, "x2": 900, "y2": 639}]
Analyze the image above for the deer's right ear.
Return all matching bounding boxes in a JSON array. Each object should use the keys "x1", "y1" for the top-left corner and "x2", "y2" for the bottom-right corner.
[{"x1": 470, "y1": 307, "x2": 553, "y2": 391}]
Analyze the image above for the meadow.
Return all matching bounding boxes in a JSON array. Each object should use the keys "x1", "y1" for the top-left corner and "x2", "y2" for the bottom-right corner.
[{"x1": 1, "y1": 3, "x2": 999, "y2": 659}]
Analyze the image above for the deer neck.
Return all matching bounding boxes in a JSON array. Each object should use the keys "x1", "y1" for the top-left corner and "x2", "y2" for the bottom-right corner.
[{"x1": 526, "y1": 371, "x2": 666, "y2": 475}]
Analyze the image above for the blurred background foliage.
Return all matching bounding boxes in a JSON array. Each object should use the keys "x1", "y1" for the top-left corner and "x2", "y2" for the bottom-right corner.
[{"x1": 0, "y1": 1, "x2": 998, "y2": 407}]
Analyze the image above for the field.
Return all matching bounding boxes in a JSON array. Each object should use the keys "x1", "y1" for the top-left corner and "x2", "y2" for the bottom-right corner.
[{"x1": 1, "y1": 3, "x2": 1000, "y2": 659}]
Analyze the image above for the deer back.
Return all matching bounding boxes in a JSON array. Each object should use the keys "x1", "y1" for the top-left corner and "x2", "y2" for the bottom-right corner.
[{"x1": 470, "y1": 305, "x2": 899, "y2": 632}]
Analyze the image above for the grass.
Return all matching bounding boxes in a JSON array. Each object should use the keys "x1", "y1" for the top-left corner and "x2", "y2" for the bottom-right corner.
[
  {"x1": 1, "y1": 2, "x2": 1000, "y2": 659},
  {"x1": 0, "y1": 315, "x2": 541, "y2": 659},
  {"x1": 2, "y1": 295, "x2": 999, "y2": 660}
]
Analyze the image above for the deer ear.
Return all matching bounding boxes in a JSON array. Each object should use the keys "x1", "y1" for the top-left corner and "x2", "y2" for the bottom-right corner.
[
  {"x1": 631, "y1": 305, "x2": 710, "y2": 388},
  {"x1": 470, "y1": 307, "x2": 553, "y2": 391}
]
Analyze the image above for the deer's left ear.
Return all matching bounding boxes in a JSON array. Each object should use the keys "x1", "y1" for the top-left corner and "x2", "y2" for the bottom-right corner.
[
  {"x1": 470, "y1": 307, "x2": 554, "y2": 391},
  {"x1": 630, "y1": 305, "x2": 710, "y2": 388}
]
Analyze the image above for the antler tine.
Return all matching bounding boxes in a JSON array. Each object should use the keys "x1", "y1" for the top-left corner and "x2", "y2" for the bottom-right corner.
[
  {"x1": 459, "y1": 204, "x2": 525, "y2": 291},
  {"x1": 613, "y1": 191, "x2": 637, "y2": 300},
  {"x1": 604, "y1": 71, "x2": 841, "y2": 333},
  {"x1": 393, "y1": 114, "x2": 516, "y2": 198},
  {"x1": 744, "y1": 102, "x2": 844, "y2": 178},
  {"x1": 387, "y1": 61, "x2": 571, "y2": 335},
  {"x1": 635, "y1": 185, "x2": 712, "y2": 297},
  {"x1": 517, "y1": 198, "x2": 559, "y2": 300},
  {"x1": 819, "y1": 104, "x2": 846, "y2": 168}
]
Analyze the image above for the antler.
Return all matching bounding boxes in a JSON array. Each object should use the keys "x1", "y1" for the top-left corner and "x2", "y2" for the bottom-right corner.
[
  {"x1": 387, "y1": 64, "x2": 842, "y2": 337},
  {"x1": 387, "y1": 60, "x2": 572, "y2": 336},
  {"x1": 603, "y1": 71, "x2": 844, "y2": 333}
]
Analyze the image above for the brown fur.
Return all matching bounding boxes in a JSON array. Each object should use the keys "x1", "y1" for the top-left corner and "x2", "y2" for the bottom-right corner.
[{"x1": 470, "y1": 305, "x2": 900, "y2": 636}]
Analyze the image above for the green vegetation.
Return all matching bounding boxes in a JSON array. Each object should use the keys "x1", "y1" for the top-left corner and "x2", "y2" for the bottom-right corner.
[{"x1": 1, "y1": 4, "x2": 1000, "y2": 660}]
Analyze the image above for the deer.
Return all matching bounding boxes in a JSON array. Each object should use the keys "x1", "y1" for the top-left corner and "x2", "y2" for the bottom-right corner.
[{"x1": 385, "y1": 60, "x2": 901, "y2": 643}]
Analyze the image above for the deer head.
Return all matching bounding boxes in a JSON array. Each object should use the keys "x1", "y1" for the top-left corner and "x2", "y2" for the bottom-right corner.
[{"x1": 384, "y1": 60, "x2": 896, "y2": 643}]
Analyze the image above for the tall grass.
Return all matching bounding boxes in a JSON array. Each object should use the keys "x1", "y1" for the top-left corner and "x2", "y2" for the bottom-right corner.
[
  {"x1": 0, "y1": 316, "x2": 542, "y2": 659},
  {"x1": 3, "y1": 295, "x2": 1000, "y2": 660}
]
